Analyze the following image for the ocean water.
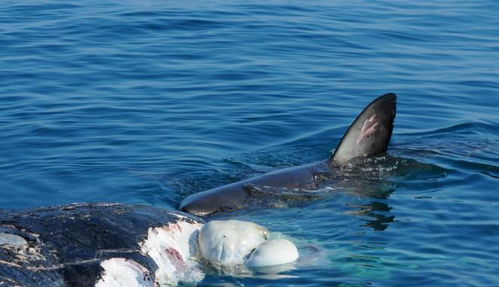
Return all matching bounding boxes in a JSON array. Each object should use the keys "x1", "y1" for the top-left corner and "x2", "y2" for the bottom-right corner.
[{"x1": 1, "y1": 0, "x2": 498, "y2": 286}]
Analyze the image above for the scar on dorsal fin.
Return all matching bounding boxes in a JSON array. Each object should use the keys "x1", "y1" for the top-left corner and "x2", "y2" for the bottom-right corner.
[{"x1": 329, "y1": 93, "x2": 396, "y2": 167}]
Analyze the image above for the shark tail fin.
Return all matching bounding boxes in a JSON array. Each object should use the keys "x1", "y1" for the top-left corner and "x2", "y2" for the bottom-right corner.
[{"x1": 329, "y1": 93, "x2": 397, "y2": 167}]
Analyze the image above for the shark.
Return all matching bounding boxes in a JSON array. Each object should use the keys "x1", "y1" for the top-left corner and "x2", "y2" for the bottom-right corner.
[{"x1": 180, "y1": 93, "x2": 397, "y2": 216}]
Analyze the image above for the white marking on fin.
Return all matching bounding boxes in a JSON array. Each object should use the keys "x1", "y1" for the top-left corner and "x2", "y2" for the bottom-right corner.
[{"x1": 356, "y1": 114, "x2": 379, "y2": 144}]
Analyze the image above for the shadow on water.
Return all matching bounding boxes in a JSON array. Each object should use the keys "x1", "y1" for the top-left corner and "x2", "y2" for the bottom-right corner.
[{"x1": 347, "y1": 201, "x2": 394, "y2": 232}]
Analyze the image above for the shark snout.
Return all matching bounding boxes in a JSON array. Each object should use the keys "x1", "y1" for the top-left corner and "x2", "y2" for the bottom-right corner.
[
  {"x1": 179, "y1": 197, "x2": 213, "y2": 216},
  {"x1": 180, "y1": 184, "x2": 250, "y2": 216}
]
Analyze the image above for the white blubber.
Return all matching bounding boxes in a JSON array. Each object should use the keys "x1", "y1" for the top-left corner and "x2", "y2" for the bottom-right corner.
[
  {"x1": 245, "y1": 238, "x2": 299, "y2": 268},
  {"x1": 140, "y1": 220, "x2": 204, "y2": 286},
  {"x1": 198, "y1": 220, "x2": 269, "y2": 266},
  {"x1": 95, "y1": 258, "x2": 154, "y2": 287}
]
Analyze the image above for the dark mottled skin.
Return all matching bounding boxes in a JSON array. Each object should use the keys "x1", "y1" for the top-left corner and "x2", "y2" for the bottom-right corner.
[{"x1": 0, "y1": 203, "x2": 201, "y2": 287}]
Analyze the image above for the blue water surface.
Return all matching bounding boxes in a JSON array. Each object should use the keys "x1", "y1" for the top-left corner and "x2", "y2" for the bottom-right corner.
[{"x1": 1, "y1": 0, "x2": 498, "y2": 286}]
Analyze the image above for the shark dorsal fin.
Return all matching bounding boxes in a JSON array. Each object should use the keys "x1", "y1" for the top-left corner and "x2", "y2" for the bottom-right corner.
[{"x1": 329, "y1": 93, "x2": 397, "y2": 167}]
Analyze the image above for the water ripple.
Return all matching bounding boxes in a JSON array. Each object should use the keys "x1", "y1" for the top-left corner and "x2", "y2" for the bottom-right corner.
[{"x1": 1, "y1": 0, "x2": 499, "y2": 285}]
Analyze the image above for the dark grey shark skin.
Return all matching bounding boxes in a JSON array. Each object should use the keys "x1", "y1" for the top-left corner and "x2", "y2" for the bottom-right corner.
[
  {"x1": 180, "y1": 93, "x2": 397, "y2": 216},
  {"x1": 0, "y1": 203, "x2": 201, "y2": 287}
]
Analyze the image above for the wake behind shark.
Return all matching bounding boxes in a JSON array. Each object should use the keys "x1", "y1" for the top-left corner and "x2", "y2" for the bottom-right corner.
[{"x1": 180, "y1": 93, "x2": 397, "y2": 216}]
